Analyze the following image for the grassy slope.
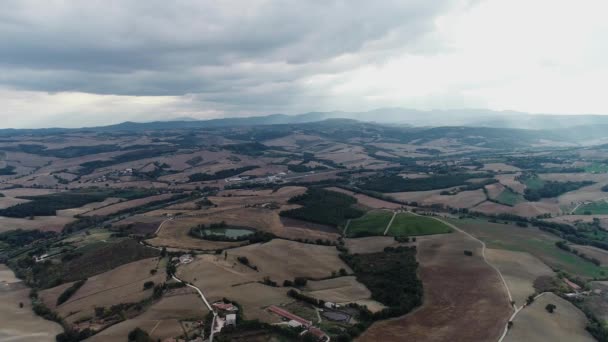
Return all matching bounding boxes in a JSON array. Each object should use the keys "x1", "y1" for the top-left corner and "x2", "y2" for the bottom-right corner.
[
  {"x1": 495, "y1": 188, "x2": 525, "y2": 206},
  {"x1": 347, "y1": 211, "x2": 393, "y2": 237},
  {"x1": 448, "y1": 218, "x2": 607, "y2": 278},
  {"x1": 387, "y1": 213, "x2": 452, "y2": 237},
  {"x1": 574, "y1": 201, "x2": 608, "y2": 215}
]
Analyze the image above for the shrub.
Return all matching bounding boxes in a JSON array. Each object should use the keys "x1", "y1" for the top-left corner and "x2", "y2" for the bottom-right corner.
[
  {"x1": 294, "y1": 277, "x2": 308, "y2": 287},
  {"x1": 464, "y1": 250, "x2": 473, "y2": 256},
  {"x1": 143, "y1": 281, "x2": 155, "y2": 290},
  {"x1": 545, "y1": 303, "x2": 556, "y2": 313},
  {"x1": 57, "y1": 279, "x2": 87, "y2": 306}
]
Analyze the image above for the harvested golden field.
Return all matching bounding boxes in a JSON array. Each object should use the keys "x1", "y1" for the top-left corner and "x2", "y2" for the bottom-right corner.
[
  {"x1": 229, "y1": 239, "x2": 351, "y2": 282},
  {"x1": 344, "y1": 236, "x2": 408, "y2": 254},
  {"x1": 557, "y1": 182, "x2": 608, "y2": 207},
  {"x1": 496, "y1": 173, "x2": 526, "y2": 194},
  {"x1": 472, "y1": 200, "x2": 562, "y2": 218},
  {"x1": 326, "y1": 187, "x2": 402, "y2": 209},
  {"x1": 572, "y1": 245, "x2": 608, "y2": 266},
  {"x1": 146, "y1": 216, "x2": 244, "y2": 251},
  {"x1": 0, "y1": 264, "x2": 63, "y2": 341},
  {"x1": 0, "y1": 196, "x2": 30, "y2": 209},
  {"x1": 482, "y1": 163, "x2": 521, "y2": 172},
  {"x1": 0, "y1": 216, "x2": 75, "y2": 233},
  {"x1": 83, "y1": 193, "x2": 174, "y2": 216},
  {"x1": 485, "y1": 249, "x2": 554, "y2": 307},
  {"x1": 389, "y1": 188, "x2": 455, "y2": 203},
  {"x1": 511, "y1": 201, "x2": 562, "y2": 217},
  {"x1": 264, "y1": 133, "x2": 323, "y2": 148},
  {"x1": 0, "y1": 188, "x2": 63, "y2": 197},
  {"x1": 177, "y1": 254, "x2": 293, "y2": 323},
  {"x1": 213, "y1": 186, "x2": 306, "y2": 207},
  {"x1": 40, "y1": 257, "x2": 166, "y2": 323},
  {"x1": 87, "y1": 290, "x2": 205, "y2": 342},
  {"x1": 420, "y1": 189, "x2": 487, "y2": 209},
  {"x1": 485, "y1": 182, "x2": 506, "y2": 199},
  {"x1": 504, "y1": 293, "x2": 594, "y2": 342},
  {"x1": 56, "y1": 197, "x2": 122, "y2": 217},
  {"x1": 472, "y1": 201, "x2": 514, "y2": 215},
  {"x1": 358, "y1": 232, "x2": 512, "y2": 342},
  {"x1": 303, "y1": 276, "x2": 384, "y2": 311}
]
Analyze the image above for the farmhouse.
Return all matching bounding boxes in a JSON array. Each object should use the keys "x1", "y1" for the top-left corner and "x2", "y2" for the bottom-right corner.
[
  {"x1": 268, "y1": 305, "x2": 312, "y2": 327},
  {"x1": 179, "y1": 254, "x2": 193, "y2": 264},
  {"x1": 212, "y1": 302, "x2": 238, "y2": 312},
  {"x1": 225, "y1": 313, "x2": 237, "y2": 327}
]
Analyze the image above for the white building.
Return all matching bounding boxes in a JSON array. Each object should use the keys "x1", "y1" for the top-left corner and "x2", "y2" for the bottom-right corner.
[{"x1": 226, "y1": 313, "x2": 237, "y2": 327}]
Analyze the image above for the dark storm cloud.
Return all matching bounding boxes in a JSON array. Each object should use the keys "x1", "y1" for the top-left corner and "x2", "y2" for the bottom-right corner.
[{"x1": 0, "y1": 0, "x2": 459, "y2": 98}]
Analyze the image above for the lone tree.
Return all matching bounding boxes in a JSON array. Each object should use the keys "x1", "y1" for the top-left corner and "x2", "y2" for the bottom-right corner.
[
  {"x1": 526, "y1": 295, "x2": 535, "y2": 305},
  {"x1": 464, "y1": 250, "x2": 473, "y2": 256},
  {"x1": 545, "y1": 303, "x2": 557, "y2": 313}
]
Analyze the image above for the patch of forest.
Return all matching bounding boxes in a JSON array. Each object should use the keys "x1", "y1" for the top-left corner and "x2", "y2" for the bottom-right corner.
[
  {"x1": 359, "y1": 173, "x2": 493, "y2": 192},
  {"x1": 0, "y1": 229, "x2": 57, "y2": 248},
  {"x1": 280, "y1": 188, "x2": 364, "y2": 226},
  {"x1": 77, "y1": 146, "x2": 178, "y2": 174},
  {"x1": 0, "y1": 189, "x2": 157, "y2": 218},
  {"x1": 13, "y1": 239, "x2": 159, "y2": 289},
  {"x1": 523, "y1": 180, "x2": 594, "y2": 201}
]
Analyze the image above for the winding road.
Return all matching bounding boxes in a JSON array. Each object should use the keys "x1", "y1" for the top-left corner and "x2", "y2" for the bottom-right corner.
[
  {"x1": 172, "y1": 274, "x2": 218, "y2": 342},
  {"x1": 410, "y1": 212, "x2": 517, "y2": 342}
]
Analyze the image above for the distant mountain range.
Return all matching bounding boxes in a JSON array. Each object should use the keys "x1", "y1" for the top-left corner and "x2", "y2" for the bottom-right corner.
[{"x1": 3, "y1": 108, "x2": 608, "y2": 134}]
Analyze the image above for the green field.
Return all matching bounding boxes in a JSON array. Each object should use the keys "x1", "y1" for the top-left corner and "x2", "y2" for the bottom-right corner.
[
  {"x1": 346, "y1": 210, "x2": 393, "y2": 237},
  {"x1": 523, "y1": 175, "x2": 545, "y2": 190},
  {"x1": 448, "y1": 218, "x2": 608, "y2": 278},
  {"x1": 585, "y1": 163, "x2": 608, "y2": 174},
  {"x1": 495, "y1": 188, "x2": 525, "y2": 206},
  {"x1": 387, "y1": 213, "x2": 452, "y2": 237},
  {"x1": 574, "y1": 200, "x2": 608, "y2": 215}
]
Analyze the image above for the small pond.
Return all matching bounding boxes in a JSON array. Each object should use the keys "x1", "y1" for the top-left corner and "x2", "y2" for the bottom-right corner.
[{"x1": 200, "y1": 227, "x2": 254, "y2": 238}]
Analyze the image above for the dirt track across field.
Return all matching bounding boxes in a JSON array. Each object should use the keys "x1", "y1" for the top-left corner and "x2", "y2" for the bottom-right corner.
[{"x1": 357, "y1": 217, "x2": 512, "y2": 342}]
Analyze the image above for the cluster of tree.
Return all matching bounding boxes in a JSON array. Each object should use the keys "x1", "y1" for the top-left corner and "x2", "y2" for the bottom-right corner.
[
  {"x1": 57, "y1": 278, "x2": 87, "y2": 305},
  {"x1": 237, "y1": 256, "x2": 258, "y2": 271},
  {"x1": 340, "y1": 246, "x2": 422, "y2": 312},
  {"x1": 280, "y1": 188, "x2": 364, "y2": 226},
  {"x1": 523, "y1": 181, "x2": 594, "y2": 201},
  {"x1": 0, "y1": 165, "x2": 16, "y2": 175},
  {"x1": 0, "y1": 188, "x2": 157, "y2": 218},
  {"x1": 78, "y1": 147, "x2": 177, "y2": 175},
  {"x1": 555, "y1": 241, "x2": 601, "y2": 266},
  {"x1": 127, "y1": 328, "x2": 154, "y2": 342},
  {"x1": 10, "y1": 143, "x2": 123, "y2": 158},
  {"x1": 287, "y1": 289, "x2": 325, "y2": 307},
  {"x1": 287, "y1": 163, "x2": 328, "y2": 173},
  {"x1": 359, "y1": 173, "x2": 493, "y2": 193},
  {"x1": 222, "y1": 142, "x2": 269, "y2": 156},
  {"x1": 602, "y1": 185, "x2": 608, "y2": 192},
  {"x1": 188, "y1": 165, "x2": 259, "y2": 182},
  {"x1": 0, "y1": 229, "x2": 56, "y2": 247}
]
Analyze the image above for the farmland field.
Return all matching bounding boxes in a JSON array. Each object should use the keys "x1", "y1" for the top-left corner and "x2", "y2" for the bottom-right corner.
[
  {"x1": 574, "y1": 200, "x2": 608, "y2": 215},
  {"x1": 359, "y1": 231, "x2": 511, "y2": 341},
  {"x1": 387, "y1": 212, "x2": 452, "y2": 237},
  {"x1": 448, "y1": 218, "x2": 608, "y2": 278},
  {"x1": 485, "y1": 249, "x2": 554, "y2": 306},
  {"x1": 495, "y1": 187, "x2": 525, "y2": 206},
  {"x1": 504, "y1": 293, "x2": 594, "y2": 342},
  {"x1": 0, "y1": 264, "x2": 64, "y2": 341},
  {"x1": 346, "y1": 210, "x2": 393, "y2": 237}
]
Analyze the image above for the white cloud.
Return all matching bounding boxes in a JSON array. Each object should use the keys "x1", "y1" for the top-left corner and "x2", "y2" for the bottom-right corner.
[{"x1": 1, "y1": 0, "x2": 608, "y2": 128}]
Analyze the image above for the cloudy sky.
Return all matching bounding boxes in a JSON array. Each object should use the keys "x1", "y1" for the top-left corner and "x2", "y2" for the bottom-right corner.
[{"x1": 1, "y1": 0, "x2": 607, "y2": 128}]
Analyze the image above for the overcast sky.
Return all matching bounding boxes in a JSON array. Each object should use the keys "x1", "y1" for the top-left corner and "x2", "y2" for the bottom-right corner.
[{"x1": 1, "y1": 0, "x2": 607, "y2": 128}]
